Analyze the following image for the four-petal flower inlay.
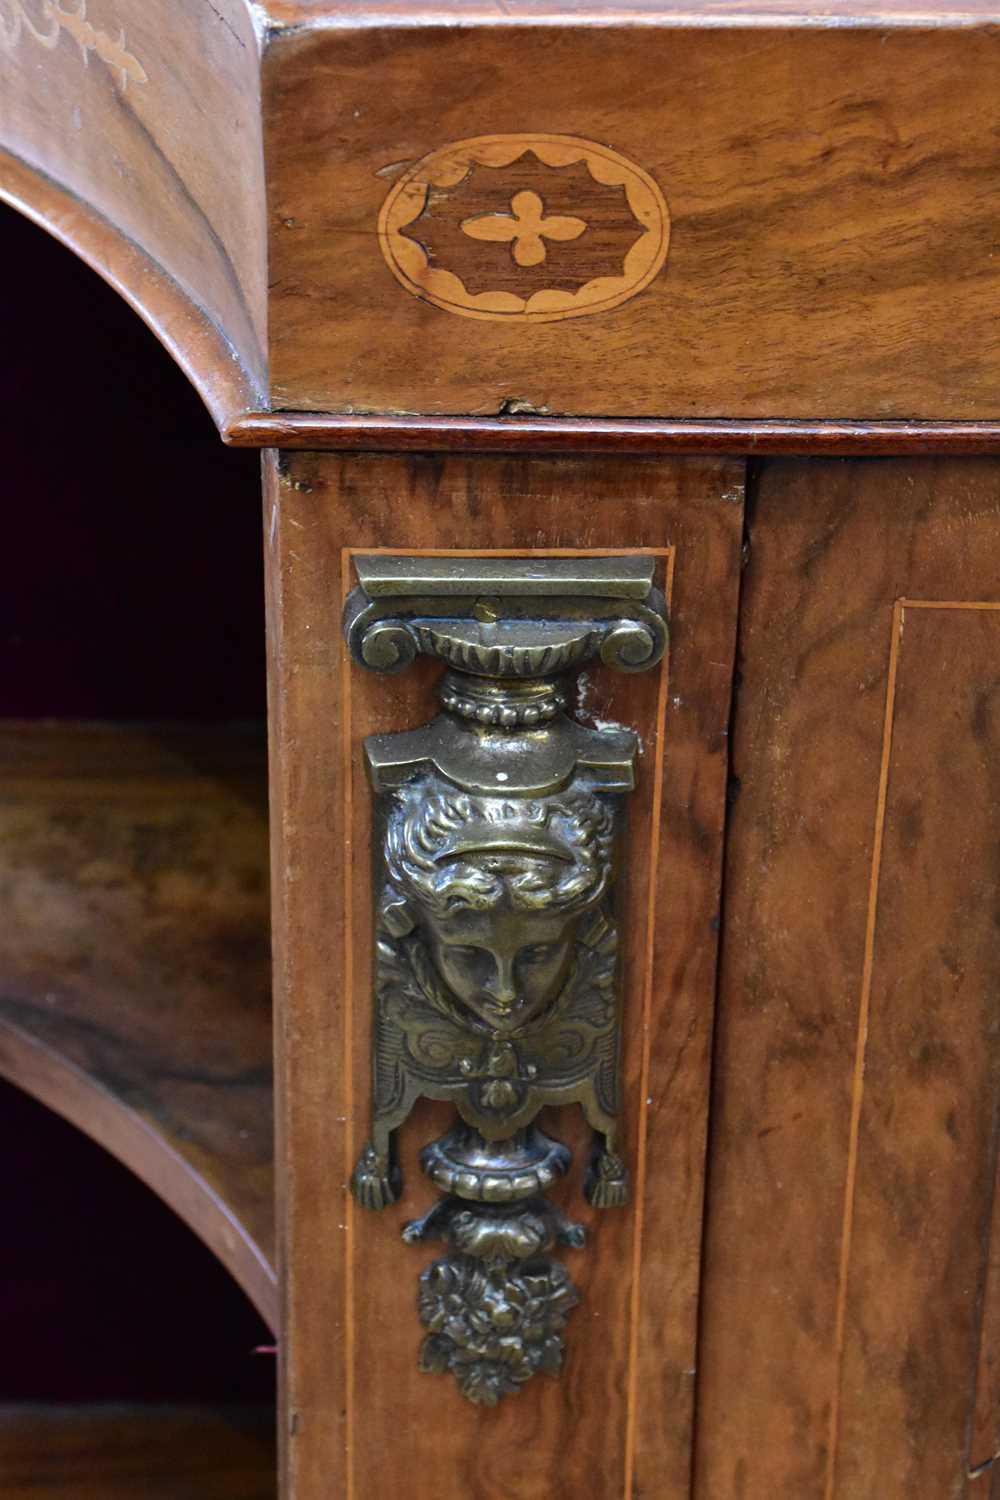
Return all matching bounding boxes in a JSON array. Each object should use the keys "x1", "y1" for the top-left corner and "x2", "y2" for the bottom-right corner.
[{"x1": 461, "y1": 190, "x2": 587, "y2": 268}]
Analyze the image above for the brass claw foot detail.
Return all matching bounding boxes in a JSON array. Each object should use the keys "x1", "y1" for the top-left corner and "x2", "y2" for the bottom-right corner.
[
  {"x1": 350, "y1": 1142, "x2": 401, "y2": 1210},
  {"x1": 584, "y1": 1147, "x2": 630, "y2": 1208}
]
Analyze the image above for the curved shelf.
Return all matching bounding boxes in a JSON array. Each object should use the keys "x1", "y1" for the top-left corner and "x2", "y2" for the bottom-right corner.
[
  {"x1": 0, "y1": 1404, "x2": 276, "y2": 1498},
  {"x1": 0, "y1": 723, "x2": 275, "y2": 1328},
  {"x1": 0, "y1": 0, "x2": 267, "y2": 432},
  {"x1": 0, "y1": 150, "x2": 261, "y2": 434}
]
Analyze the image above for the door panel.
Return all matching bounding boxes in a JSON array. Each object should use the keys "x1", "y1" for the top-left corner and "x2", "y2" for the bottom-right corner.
[
  {"x1": 696, "y1": 459, "x2": 1000, "y2": 1499},
  {"x1": 267, "y1": 453, "x2": 743, "y2": 1500}
]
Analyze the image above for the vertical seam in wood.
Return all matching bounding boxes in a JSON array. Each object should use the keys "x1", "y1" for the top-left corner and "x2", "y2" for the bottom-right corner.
[
  {"x1": 824, "y1": 598, "x2": 904, "y2": 1500},
  {"x1": 688, "y1": 463, "x2": 751, "y2": 1500},
  {"x1": 340, "y1": 546, "x2": 356, "y2": 1500},
  {"x1": 624, "y1": 545, "x2": 675, "y2": 1499}
]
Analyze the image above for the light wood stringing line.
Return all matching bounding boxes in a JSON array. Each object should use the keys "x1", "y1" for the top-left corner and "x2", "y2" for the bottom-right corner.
[
  {"x1": 339, "y1": 545, "x2": 358, "y2": 1500},
  {"x1": 624, "y1": 545, "x2": 674, "y2": 1500},
  {"x1": 824, "y1": 598, "x2": 1000, "y2": 1498}
]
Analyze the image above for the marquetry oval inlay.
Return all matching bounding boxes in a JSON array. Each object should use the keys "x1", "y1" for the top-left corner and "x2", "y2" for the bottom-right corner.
[{"x1": 378, "y1": 134, "x2": 670, "y2": 323}]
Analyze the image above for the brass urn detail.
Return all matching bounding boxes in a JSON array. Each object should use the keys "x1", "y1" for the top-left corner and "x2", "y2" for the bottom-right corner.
[{"x1": 343, "y1": 554, "x2": 667, "y2": 1404}]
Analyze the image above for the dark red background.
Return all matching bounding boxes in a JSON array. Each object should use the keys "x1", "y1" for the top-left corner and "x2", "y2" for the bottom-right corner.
[{"x1": 0, "y1": 201, "x2": 273, "y2": 1401}]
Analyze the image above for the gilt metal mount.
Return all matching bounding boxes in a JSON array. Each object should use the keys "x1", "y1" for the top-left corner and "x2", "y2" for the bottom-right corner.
[{"x1": 344, "y1": 555, "x2": 667, "y2": 1405}]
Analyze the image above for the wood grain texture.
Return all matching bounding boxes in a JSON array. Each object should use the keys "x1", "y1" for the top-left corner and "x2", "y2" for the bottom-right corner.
[
  {"x1": 6, "y1": 1, "x2": 1000, "y2": 434},
  {"x1": 0, "y1": 0, "x2": 266, "y2": 423},
  {"x1": 262, "y1": 0, "x2": 1000, "y2": 21},
  {"x1": 0, "y1": 1404, "x2": 275, "y2": 1497},
  {"x1": 0, "y1": 722, "x2": 275, "y2": 1327},
  {"x1": 835, "y1": 602, "x2": 1000, "y2": 1497},
  {"x1": 397, "y1": 156, "x2": 650, "y2": 301},
  {"x1": 265, "y1": 22, "x2": 1000, "y2": 421},
  {"x1": 972, "y1": 1155, "x2": 1000, "y2": 1483},
  {"x1": 266, "y1": 451, "x2": 743, "y2": 1500},
  {"x1": 694, "y1": 459, "x2": 1000, "y2": 1500},
  {"x1": 228, "y1": 412, "x2": 1000, "y2": 454}
]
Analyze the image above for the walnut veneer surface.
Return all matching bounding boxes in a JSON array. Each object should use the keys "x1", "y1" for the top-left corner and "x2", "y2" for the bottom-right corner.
[
  {"x1": 264, "y1": 22, "x2": 1000, "y2": 420},
  {"x1": 0, "y1": 722, "x2": 275, "y2": 1326},
  {"x1": 0, "y1": 1405, "x2": 276, "y2": 1497},
  {"x1": 5, "y1": 6, "x2": 1000, "y2": 1500},
  {"x1": 267, "y1": 451, "x2": 743, "y2": 1500},
  {"x1": 698, "y1": 459, "x2": 1000, "y2": 1499},
  {"x1": 4, "y1": 0, "x2": 1000, "y2": 432}
]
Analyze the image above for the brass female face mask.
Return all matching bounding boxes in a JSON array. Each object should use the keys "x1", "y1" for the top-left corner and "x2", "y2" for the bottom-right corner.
[{"x1": 343, "y1": 555, "x2": 667, "y2": 1405}]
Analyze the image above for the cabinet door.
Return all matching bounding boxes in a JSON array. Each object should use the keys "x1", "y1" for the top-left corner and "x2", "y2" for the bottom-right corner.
[
  {"x1": 697, "y1": 458, "x2": 1000, "y2": 1499},
  {"x1": 266, "y1": 452, "x2": 743, "y2": 1500}
]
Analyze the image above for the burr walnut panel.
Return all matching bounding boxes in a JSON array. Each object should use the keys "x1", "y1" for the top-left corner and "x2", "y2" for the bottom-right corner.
[
  {"x1": 833, "y1": 602, "x2": 1000, "y2": 1496},
  {"x1": 266, "y1": 452, "x2": 743, "y2": 1500},
  {"x1": 0, "y1": 722, "x2": 275, "y2": 1328},
  {"x1": 265, "y1": 21, "x2": 1000, "y2": 420},
  {"x1": 696, "y1": 458, "x2": 1000, "y2": 1500},
  {"x1": 6, "y1": 4, "x2": 1000, "y2": 431}
]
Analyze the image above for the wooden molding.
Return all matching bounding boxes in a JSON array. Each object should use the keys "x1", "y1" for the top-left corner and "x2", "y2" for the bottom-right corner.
[
  {"x1": 6, "y1": 5, "x2": 1000, "y2": 435},
  {"x1": 226, "y1": 411, "x2": 1000, "y2": 454},
  {"x1": 0, "y1": 149, "x2": 263, "y2": 431}
]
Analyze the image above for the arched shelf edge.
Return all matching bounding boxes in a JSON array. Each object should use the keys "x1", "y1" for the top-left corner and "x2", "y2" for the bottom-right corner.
[
  {"x1": 0, "y1": 148, "x2": 264, "y2": 438},
  {"x1": 0, "y1": 1015, "x2": 277, "y2": 1331}
]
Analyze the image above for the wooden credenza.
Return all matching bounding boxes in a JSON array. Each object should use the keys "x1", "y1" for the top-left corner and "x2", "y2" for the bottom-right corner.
[{"x1": 3, "y1": 3, "x2": 1000, "y2": 1496}]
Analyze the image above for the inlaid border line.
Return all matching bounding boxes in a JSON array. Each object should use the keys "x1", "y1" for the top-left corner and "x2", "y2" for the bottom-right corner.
[
  {"x1": 624, "y1": 545, "x2": 675, "y2": 1500},
  {"x1": 339, "y1": 548, "x2": 358, "y2": 1500},
  {"x1": 824, "y1": 597, "x2": 1000, "y2": 1498}
]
